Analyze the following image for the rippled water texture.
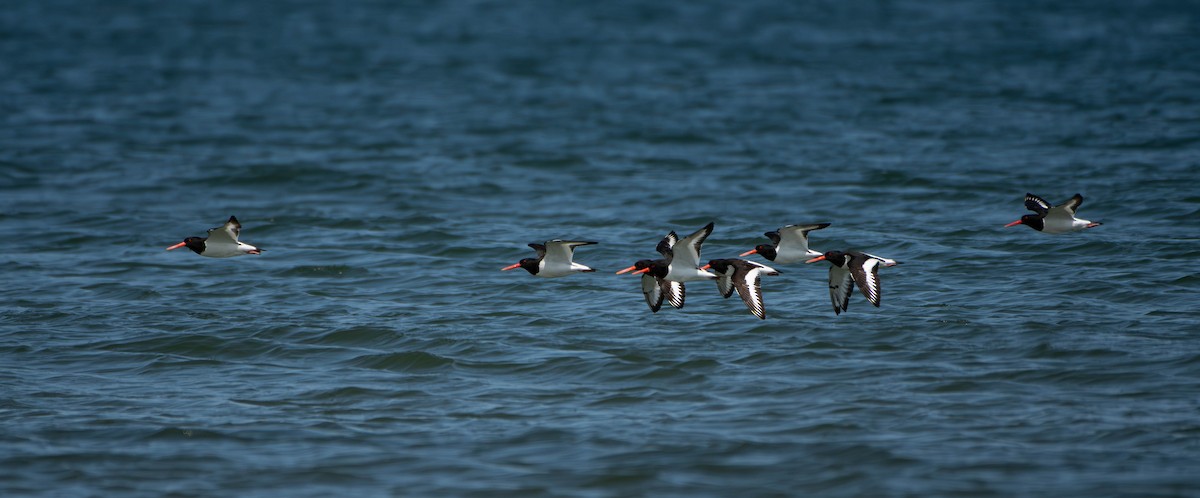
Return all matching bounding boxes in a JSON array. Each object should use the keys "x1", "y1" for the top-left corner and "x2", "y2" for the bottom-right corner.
[{"x1": 3, "y1": 1, "x2": 1200, "y2": 496}]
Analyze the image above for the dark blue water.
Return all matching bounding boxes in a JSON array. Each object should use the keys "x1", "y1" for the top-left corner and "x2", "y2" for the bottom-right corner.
[{"x1": 3, "y1": 1, "x2": 1200, "y2": 496}]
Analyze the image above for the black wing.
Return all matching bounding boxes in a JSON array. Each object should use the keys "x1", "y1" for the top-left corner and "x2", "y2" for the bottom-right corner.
[
  {"x1": 848, "y1": 252, "x2": 882, "y2": 308},
  {"x1": 527, "y1": 243, "x2": 547, "y2": 260},
  {"x1": 656, "y1": 231, "x2": 678, "y2": 259},
  {"x1": 763, "y1": 230, "x2": 782, "y2": 245},
  {"x1": 1024, "y1": 193, "x2": 1051, "y2": 217}
]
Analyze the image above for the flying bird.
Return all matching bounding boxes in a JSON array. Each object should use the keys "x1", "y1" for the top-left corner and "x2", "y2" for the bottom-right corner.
[
  {"x1": 741, "y1": 222, "x2": 899, "y2": 267},
  {"x1": 617, "y1": 222, "x2": 716, "y2": 312},
  {"x1": 1005, "y1": 193, "x2": 1102, "y2": 234},
  {"x1": 806, "y1": 251, "x2": 899, "y2": 315},
  {"x1": 166, "y1": 216, "x2": 263, "y2": 258},
  {"x1": 501, "y1": 240, "x2": 598, "y2": 277},
  {"x1": 740, "y1": 223, "x2": 830, "y2": 263},
  {"x1": 622, "y1": 259, "x2": 684, "y2": 312},
  {"x1": 658, "y1": 222, "x2": 718, "y2": 283},
  {"x1": 701, "y1": 258, "x2": 780, "y2": 319}
]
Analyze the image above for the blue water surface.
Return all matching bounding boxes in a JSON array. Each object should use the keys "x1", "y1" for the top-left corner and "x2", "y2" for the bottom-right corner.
[{"x1": 2, "y1": 1, "x2": 1200, "y2": 496}]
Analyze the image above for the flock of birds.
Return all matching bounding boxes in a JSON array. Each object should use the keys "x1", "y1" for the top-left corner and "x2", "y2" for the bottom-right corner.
[
  {"x1": 501, "y1": 222, "x2": 897, "y2": 320},
  {"x1": 167, "y1": 193, "x2": 1102, "y2": 320}
]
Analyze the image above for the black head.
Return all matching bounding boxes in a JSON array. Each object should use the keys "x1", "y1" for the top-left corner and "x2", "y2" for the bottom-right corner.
[
  {"x1": 181, "y1": 236, "x2": 206, "y2": 255},
  {"x1": 809, "y1": 250, "x2": 849, "y2": 266},
  {"x1": 1008, "y1": 214, "x2": 1044, "y2": 231},
  {"x1": 502, "y1": 257, "x2": 541, "y2": 275},
  {"x1": 705, "y1": 259, "x2": 734, "y2": 273},
  {"x1": 753, "y1": 244, "x2": 777, "y2": 261},
  {"x1": 515, "y1": 258, "x2": 540, "y2": 275},
  {"x1": 633, "y1": 259, "x2": 669, "y2": 278},
  {"x1": 739, "y1": 243, "x2": 777, "y2": 260}
]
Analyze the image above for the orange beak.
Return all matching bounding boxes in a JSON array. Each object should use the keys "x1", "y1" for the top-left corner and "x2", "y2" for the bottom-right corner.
[
  {"x1": 805, "y1": 255, "x2": 826, "y2": 263},
  {"x1": 738, "y1": 249, "x2": 757, "y2": 257},
  {"x1": 501, "y1": 263, "x2": 521, "y2": 271},
  {"x1": 166, "y1": 242, "x2": 186, "y2": 251},
  {"x1": 615, "y1": 265, "x2": 638, "y2": 274},
  {"x1": 1004, "y1": 220, "x2": 1022, "y2": 228},
  {"x1": 700, "y1": 264, "x2": 712, "y2": 270},
  {"x1": 632, "y1": 267, "x2": 650, "y2": 275}
]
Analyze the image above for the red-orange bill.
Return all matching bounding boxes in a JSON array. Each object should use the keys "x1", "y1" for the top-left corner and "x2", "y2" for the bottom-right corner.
[
  {"x1": 805, "y1": 255, "x2": 826, "y2": 263},
  {"x1": 166, "y1": 242, "x2": 186, "y2": 251},
  {"x1": 501, "y1": 263, "x2": 521, "y2": 271},
  {"x1": 615, "y1": 265, "x2": 638, "y2": 274},
  {"x1": 1004, "y1": 220, "x2": 1022, "y2": 227},
  {"x1": 738, "y1": 249, "x2": 757, "y2": 257}
]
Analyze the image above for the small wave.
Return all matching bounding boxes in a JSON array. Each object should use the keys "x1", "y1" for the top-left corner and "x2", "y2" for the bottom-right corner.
[
  {"x1": 345, "y1": 351, "x2": 454, "y2": 372},
  {"x1": 276, "y1": 265, "x2": 370, "y2": 278},
  {"x1": 302, "y1": 326, "x2": 402, "y2": 348}
]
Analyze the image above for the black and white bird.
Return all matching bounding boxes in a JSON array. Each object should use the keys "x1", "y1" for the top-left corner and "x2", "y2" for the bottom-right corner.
[
  {"x1": 700, "y1": 258, "x2": 780, "y2": 320},
  {"x1": 1005, "y1": 193, "x2": 1102, "y2": 234},
  {"x1": 658, "y1": 222, "x2": 718, "y2": 283},
  {"x1": 617, "y1": 222, "x2": 715, "y2": 311},
  {"x1": 620, "y1": 259, "x2": 684, "y2": 313},
  {"x1": 806, "y1": 251, "x2": 899, "y2": 315},
  {"x1": 501, "y1": 240, "x2": 598, "y2": 277},
  {"x1": 166, "y1": 216, "x2": 263, "y2": 258},
  {"x1": 741, "y1": 223, "x2": 899, "y2": 267},
  {"x1": 739, "y1": 223, "x2": 830, "y2": 263}
]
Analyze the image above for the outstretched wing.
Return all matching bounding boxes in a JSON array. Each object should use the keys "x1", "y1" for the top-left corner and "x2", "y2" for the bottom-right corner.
[
  {"x1": 543, "y1": 240, "x2": 596, "y2": 265},
  {"x1": 672, "y1": 222, "x2": 713, "y2": 269},
  {"x1": 665, "y1": 280, "x2": 685, "y2": 309},
  {"x1": 1024, "y1": 193, "x2": 1051, "y2": 217},
  {"x1": 641, "y1": 275, "x2": 685, "y2": 312},
  {"x1": 777, "y1": 223, "x2": 830, "y2": 253},
  {"x1": 527, "y1": 243, "x2": 547, "y2": 260},
  {"x1": 641, "y1": 274, "x2": 665, "y2": 313},
  {"x1": 734, "y1": 262, "x2": 779, "y2": 320},
  {"x1": 849, "y1": 253, "x2": 882, "y2": 307},
  {"x1": 206, "y1": 216, "x2": 242, "y2": 244},
  {"x1": 656, "y1": 231, "x2": 678, "y2": 258},
  {"x1": 715, "y1": 265, "x2": 736, "y2": 298},
  {"x1": 763, "y1": 231, "x2": 782, "y2": 245},
  {"x1": 1058, "y1": 194, "x2": 1084, "y2": 216},
  {"x1": 828, "y1": 265, "x2": 854, "y2": 315}
]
